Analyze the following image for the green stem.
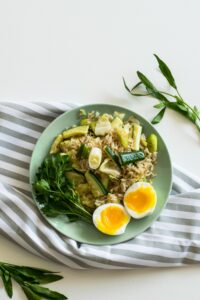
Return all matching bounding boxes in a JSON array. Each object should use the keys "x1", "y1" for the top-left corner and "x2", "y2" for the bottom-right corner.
[
  {"x1": 160, "y1": 91, "x2": 176, "y2": 98},
  {"x1": 176, "y1": 88, "x2": 200, "y2": 122}
]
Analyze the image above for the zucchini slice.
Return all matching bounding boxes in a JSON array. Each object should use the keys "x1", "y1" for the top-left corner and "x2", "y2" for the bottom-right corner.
[
  {"x1": 100, "y1": 173, "x2": 110, "y2": 189},
  {"x1": 147, "y1": 134, "x2": 158, "y2": 153},
  {"x1": 118, "y1": 151, "x2": 145, "y2": 165},
  {"x1": 77, "y1": 144, "x2": 90, "y2": 159},
  {"x1": 111, "y1": 117, "x2": 123, "y2": 129},
  {"x1": 63, "y1": 125, "x2": 89, "y2": 139},
  {"x1": 66, "y1": 171, "x2": 85, "y2": 186},
  {"x1": 85, "y1": 171, "x2": 108, "y2": 197},
  {"x1": 132, "y1": 124, "x2": 142, "y2": 151},
  {"x1": 116, "y1": 127, "x2": 129, "y2": 148},
  {"x1": 105, "y1": 146, "x2": 121, "y2": 167},
  {"x1": 99, "y1": 159, "x2": 121, "y2": 178},
  {"x1": 50, "y1": 134, "x2": 63, "y2": 154}
]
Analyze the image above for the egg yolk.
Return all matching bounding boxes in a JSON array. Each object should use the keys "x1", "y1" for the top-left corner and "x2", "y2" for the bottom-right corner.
[
  {"x1": 97, "y1": 206, "x2": 129, "y2": 235},
  {"x1": 124, "y1": 186, "x2": 156, "y2": 213}
]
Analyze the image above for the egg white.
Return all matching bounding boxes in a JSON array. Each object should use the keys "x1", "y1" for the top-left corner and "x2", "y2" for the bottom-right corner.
[
  {"x1": 89, "y1": 147, "x2": 102, "y2": 169},
  {"x1": 123, "y1": 182, "x2": 157, "y2": 219},
  {"x1": 93, "y1": 203, "x2": 130, "y2": 235}
]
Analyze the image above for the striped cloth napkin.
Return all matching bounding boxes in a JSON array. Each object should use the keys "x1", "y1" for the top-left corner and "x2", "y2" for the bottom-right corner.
[{"x1": 0, "y1": 101, "x2": 200, "y2": 269}]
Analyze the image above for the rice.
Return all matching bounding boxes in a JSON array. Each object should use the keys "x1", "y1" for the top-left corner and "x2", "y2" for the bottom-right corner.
[{"x1": 53, "y1": 112, "x2": 157, "y2": 211}]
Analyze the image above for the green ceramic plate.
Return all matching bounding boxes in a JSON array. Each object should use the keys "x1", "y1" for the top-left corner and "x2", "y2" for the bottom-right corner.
[{"x1": 30, "y1": 104, "x2": 172, "y2": 245}]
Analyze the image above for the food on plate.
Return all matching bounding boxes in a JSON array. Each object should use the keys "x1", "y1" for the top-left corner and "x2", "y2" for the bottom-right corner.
[
  {"x1": 88, "y1": 147, "x2": 102, "y2": 169},
  {"x1": 123, "y1": 182, "x2": 157, "y2": 219},
  {"x1": 34, "y1": 109, "x2": 158, "y2": 235},
  {"x1": 93, "y1": 203, "x2": 130, "y2": 235}
]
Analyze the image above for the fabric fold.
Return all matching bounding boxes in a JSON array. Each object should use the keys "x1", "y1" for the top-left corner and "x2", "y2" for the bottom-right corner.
[{"x1": 0, "y1": 101, "x2": 200, "y2": 269}]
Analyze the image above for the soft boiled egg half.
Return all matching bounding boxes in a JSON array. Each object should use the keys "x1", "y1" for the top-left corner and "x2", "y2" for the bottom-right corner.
[
  {"x1": 93, "y1": 203, "x2": 130, "y2": 235},
  {"x1": 123, "y1": 182, "x2": 157, "y2": 219}
]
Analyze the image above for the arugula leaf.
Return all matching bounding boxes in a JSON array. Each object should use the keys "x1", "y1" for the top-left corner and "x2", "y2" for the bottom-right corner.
[
  {"x1": 154, "y1": 54, "x2": 177, "y2": 89},
  {"x1": 152, "y1": 107, "x2": 166, "y2": 124},
  {"x1": 0, "y1": 262, "x2": 68, "y2": 300}
]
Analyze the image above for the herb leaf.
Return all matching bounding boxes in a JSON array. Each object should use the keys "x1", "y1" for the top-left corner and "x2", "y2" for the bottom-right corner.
[
  {"x1": 131, "y1": 81, "x2": 142, "y2": 91},
  {"x1": 123, "y1": 54, "x2": 200, "y2": 133},
  {"x1": 4, "y1": 264, "x2": 63, "y2": 284},
  {"x1": 136, "y1": 71, "x2": 169, "y2": 102},
  {"x1": 0, "y1": 262, "x2": 68, "y2": 300},
  {"x1": 151, "y1": 107, "x2": 166, "y2": 124},
  {"x1": 122, "y1": 77, "x2": 131, "y2": 93},
  {"x1": 154, "y1": 54, "x2": 177, "y2": 89},
  {"x1": 29, "y1": 284, "x2": 68, "y2": 299},
  {"x1": 22, "y1": 286, "x2": 42, "y2": 300},
  {"x1": 154, "y1": 102, "x2": 166, "y2": 109},
  {"x1": 33, "y1": 154, "x2": 92, "y2": 223},
  {"x1": 0, "y1": 268, "x2": 13, "y2": 298}
]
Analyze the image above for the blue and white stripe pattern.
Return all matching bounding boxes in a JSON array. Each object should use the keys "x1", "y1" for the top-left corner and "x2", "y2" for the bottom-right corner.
[{"x1": 0, "y1": 102, "x2": 200, "y2": 269}]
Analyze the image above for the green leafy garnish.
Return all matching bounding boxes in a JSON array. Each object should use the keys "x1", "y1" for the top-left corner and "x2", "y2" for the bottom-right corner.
[
  {"x1": 123, "y1": 54, "x2": 200, "y2": 132},
  {"x1": 151, "y1": 107, "x2": 166, "y2": 124},
  {"x1": 0, "y1": 261, "x2": 68, "y2": 299},
  {"x1": 33, "y1": 153, "x2": 92, "y2": 223}
]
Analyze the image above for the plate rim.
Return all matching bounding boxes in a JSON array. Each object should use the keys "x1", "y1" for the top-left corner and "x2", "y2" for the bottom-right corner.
[{"x1": 29, "y1": 103, "x2": 172, "y2": 245}]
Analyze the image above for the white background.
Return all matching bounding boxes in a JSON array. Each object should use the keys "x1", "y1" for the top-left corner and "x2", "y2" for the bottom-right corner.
[{"x1": 0, "y1": 0, "x2": 200, "y2": 299}]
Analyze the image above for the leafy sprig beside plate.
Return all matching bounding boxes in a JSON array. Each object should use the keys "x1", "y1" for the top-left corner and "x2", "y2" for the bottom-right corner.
[
  {"x1": 123, "y1": 54, "x2": 200, "y2": 132},
  {"x1": 0, "y1": 261, "x2": 68, "y2": 299}
]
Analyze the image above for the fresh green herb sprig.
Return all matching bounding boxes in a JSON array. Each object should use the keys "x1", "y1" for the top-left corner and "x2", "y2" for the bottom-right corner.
[
  {"x1": 123, "y1": 54, "x2": 200, "y2": 132},
  {"x1": 0, "y1": 261, "x2": 67, "y2": 299},
  {"x1": 33, "y1": 153, "x2": 92, "y2": 223}
]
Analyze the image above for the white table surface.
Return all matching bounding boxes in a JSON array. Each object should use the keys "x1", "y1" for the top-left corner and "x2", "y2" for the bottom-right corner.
[{"x1": 0, "y1": 0, "x2": 200, "y2": 299}]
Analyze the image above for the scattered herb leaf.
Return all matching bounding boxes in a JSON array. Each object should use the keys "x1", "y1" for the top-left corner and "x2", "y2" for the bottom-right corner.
[
  {"x1": 151, "y1": 107, "x2": 166, "y2": 124},
  {"x1": 0, "y1": 262, "x2": 68, "y2": 300},
  {"x1": 123, "y1": 54, "x2": 200, "y2": 132},
  {"x1": 154, "y1": 54, "x2": 177, "y2": 89}
]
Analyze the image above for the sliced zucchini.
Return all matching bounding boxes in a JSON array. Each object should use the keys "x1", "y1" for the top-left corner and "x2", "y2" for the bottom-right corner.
[
  {"x1": 77, "y1": 144, "x2": 90, "y2": 159},
  {"x1": 99, "y1": 158, "x2": 121, "y2": 178},
  {"x1": 132, "y1": 124, "x2": 142, "y2": 151},
  {"x1": 111, "y1": 117, "x2": 123, "y2": 129},
  {"x1": 104, "y1": 145, "x2": 121, "y2": 167},
  {"x1": 63, "y1": 125, "x2": 89, "y2": 139},
  {"x1": 66, "y1": 171, "x2": 85, "y2": 186},
  {"x1": 90, "y1": 121, "x2": 96, "y2": 133},
  {"x1": 50, "y1": 134, "x2": 63, "y2": 154},
  {"x1": 60, "y1": 140, "x2": 72, "y2": 152},
  {"x1": 80, "y1": 118, "x2": 90, "y2": 126},
  {"x1": 147, "y1": 134, "x2": 158, "y2": 153},
  {"x1": 100, "y1": 173, "x2": 110, "y2": 189},
  {"x1": 118, "y1": 151, "x2": 145, "y2": 165},
  {"x1": 76, "y1": 183, "x2": 90, "y2": 194},
  {"x1": 72, "y1": 163, "x2": 85, "y2": 174},
  {"x1": 85, "y1": 171, "x2": 108, "y2": 197},
  {"x1": 116, "y1": 127, "x2": 129, "y2": 148}
]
